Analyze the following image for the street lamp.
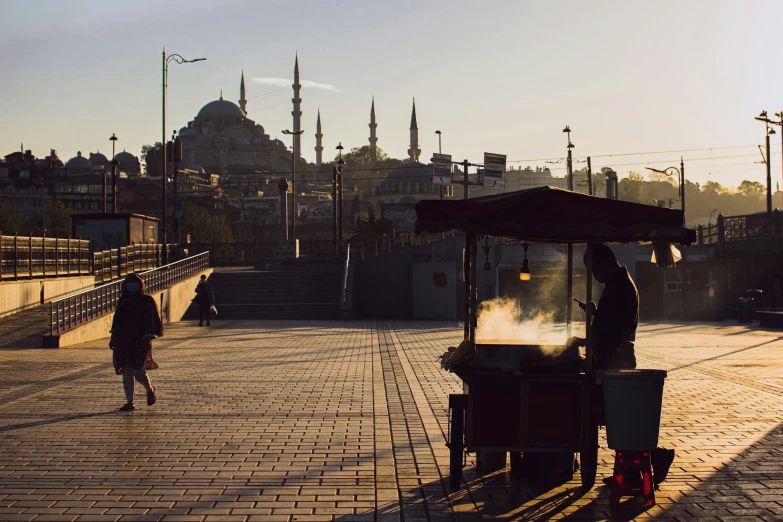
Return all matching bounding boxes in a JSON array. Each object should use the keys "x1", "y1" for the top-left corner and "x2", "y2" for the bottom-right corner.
[
  {"x1": 756, "y1": 110, "x2": 780, "y2": 215},
  {"x1": 519, "y1": 243, "x2": 531, "y2": 281},
  {"x1": 109, "y1": 133, "x2": 118, "y2": 213},
  {"x1": 282, "y1": 129, "x2": 305, "y2": 242},
  {"x1": 162, "y1": 48, "x2": 206, "y2": 263},
  {"x1": 645, "y1": 159, "x2": 686, "y2": 225},
  {"x1": 563, "y1": 126, "x2": 574, "y2": 190},
  {"x1": 335, "y1": 143, "x2": 345, "y2": 255},
  {"x1": 708, "y1": 209, "x2": 718, "y2": 227},
  {"x1": 646, "y1": 160, "x2": 689, "y2": 320}
]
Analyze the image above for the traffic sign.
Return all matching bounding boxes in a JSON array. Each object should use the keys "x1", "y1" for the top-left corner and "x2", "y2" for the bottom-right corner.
[
  {"x1": 431, "y1": 153, "x2": 452, "y2": 185},
  {"x1": 483, "y1": 152, "x2": 506, "y2": 191}
]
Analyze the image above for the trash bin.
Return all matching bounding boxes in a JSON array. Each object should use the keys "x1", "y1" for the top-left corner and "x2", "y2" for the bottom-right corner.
[
  {"x1": 738, "y1": 297, "x2": 753, "y2": 323},
  {"x1": 599, "y1": 369, "x2": 667, "y2": 451}
]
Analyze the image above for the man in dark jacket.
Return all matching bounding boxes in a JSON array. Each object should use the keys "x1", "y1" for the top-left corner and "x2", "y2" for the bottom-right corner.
[
  {"x1": 194, "y1": 274, "x2": 214, "y2": 326},
  {"x1": 574, "y1": 244, "x2": 674, "y2": 488},
  {"x1": 581, "y1": 243, "x2": 639, "y2": 370}
]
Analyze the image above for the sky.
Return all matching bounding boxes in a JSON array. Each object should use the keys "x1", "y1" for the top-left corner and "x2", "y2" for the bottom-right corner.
[{"x1": 2, "y1": 0, "x2": 783, "y2": 189}]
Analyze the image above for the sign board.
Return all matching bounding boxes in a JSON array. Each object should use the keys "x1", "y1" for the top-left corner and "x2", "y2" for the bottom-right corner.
[
  {"x1": 431, "y1": 153, "x2": 452, "y2": 185},
  {"x1": 483, "y1": 152, "x2": 507, "y2": 191},
  {"x1": 381, "y1": 203, "x2": 417, "y2": 232}
]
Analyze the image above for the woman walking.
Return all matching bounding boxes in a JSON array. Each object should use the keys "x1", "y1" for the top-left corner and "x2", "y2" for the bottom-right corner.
[
  {"x1": 109, "y1": 273, "x2": 164, "y2": 411},
  {"x1": 193, "y1": 274, "x2": 215, "y2": 326}
]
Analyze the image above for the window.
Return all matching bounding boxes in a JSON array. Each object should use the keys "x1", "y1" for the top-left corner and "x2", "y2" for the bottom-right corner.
[{"x1": 664, "y1": 270, "x2": 683, "y2": 293}]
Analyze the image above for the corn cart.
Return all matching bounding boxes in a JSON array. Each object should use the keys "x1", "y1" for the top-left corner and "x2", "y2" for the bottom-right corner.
[{"x1": 414, "y1": 186, "x2": 695, "y2": 491}]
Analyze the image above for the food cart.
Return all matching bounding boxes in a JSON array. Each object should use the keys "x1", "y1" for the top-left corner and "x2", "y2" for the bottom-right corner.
[{"x1": 414, "y1": 186, "x2": 696, "y2": 491}]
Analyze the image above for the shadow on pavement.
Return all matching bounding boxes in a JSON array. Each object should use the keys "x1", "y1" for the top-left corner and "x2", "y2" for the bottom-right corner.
[{"x1": 0, "y1": 410, "x2": 118, "y2": 433}]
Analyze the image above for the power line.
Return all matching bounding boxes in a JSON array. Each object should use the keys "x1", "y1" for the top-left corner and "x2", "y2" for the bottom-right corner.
[{"x1": 508, "y1": 144, "x2": 764, "y2": 164}]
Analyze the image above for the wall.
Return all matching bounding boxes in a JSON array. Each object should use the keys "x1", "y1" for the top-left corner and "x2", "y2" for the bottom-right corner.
[
  {"x1": 0, "y1": 275, "x2": 97, "y2": 319},
  {"x1": 42, "y1": 268, "x2": 212, "y2": 348},
  {"x1": 353, "y1": 238, "x2": 461, "y2": 319}
]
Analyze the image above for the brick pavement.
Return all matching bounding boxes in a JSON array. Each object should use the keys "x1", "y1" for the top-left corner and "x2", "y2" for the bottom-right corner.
[{"x1": 0, "y1": 320, "x2": 782, "y2": 521}]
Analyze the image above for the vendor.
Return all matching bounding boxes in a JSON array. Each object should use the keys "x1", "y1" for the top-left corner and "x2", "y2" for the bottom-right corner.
[
  {"x1": 573, "y1": 243, "x2": 675, "y2": 488},
  {"x1": 574, "y1": 243, "x2": 638, "y2": 369}
]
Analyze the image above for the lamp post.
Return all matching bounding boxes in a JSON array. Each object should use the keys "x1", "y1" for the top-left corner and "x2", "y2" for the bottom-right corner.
[
  {"x1": 563, "y1": 126, "x2": 574, "y2": 190},
  {"x1": 435, "y1": 130, "x2": 444, "y2": 200},
  {"x1": 109, "y1": 133, "x2": 118, "y2": 213},
  {"x1": 646, "y1": 160, "x2": 689, "y2": 319},
  {"x1": 162, "y1": 48, "x2": 206, "y2": 263},
  {"x1": 336, "y1": 142, "x2": 345, "y2": 255},
  {"x1": 774, "y1": 111, "x2": 783, "y2": 209},
  {"x1": 756, "y1": 111, "x2": 779, "y2": 215},
  {"x1": 282, "y1": 129, "x2": 305, "y2": 243}
]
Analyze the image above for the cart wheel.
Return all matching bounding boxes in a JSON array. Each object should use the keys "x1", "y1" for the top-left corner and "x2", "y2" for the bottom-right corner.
[
  {"x1": 448, "y1": 394, "x2": 468, "y2": 491},
  {"x1": 580, "y1": 415, "x2": 599, "y2": 492}
]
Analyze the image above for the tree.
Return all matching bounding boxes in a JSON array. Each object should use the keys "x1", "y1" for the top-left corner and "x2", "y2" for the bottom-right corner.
[
  {"x1": 618, "y1": 171, "x2": 645, "y2": 203},
  {"x1": 339, "y1": 145, "x2": 406, "y2": 170},
  {"x1": 141, "y1": 143, "x2": 163, "y2": 176},
  {"x1": 44, "y1": 198, "x2": 72, "y2": 237},
  {"x1": 702, "y1": 181, "x2": 727, "y2": 195},
  {"x1": 0, "y1": 200, "x2": 22, "y2": 234},
  {"x1": 352, "y1": 208, "x2": 394, "y2": 242},
  {"x1": 738, "y1": 180, "x2": 764, "y2": 198},
  {"x1": 181, "y1": 200, "x2": 234, "y2": 244}
]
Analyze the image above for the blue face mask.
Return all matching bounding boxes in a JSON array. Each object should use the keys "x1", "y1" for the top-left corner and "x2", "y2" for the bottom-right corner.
[{"x1": 126, "y1": 282, "x2": 140, "y2": 294}]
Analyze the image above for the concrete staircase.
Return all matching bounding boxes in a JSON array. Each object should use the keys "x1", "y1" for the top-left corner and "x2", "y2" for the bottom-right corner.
[{"x1": 206, "y1": 261, "x2": 343, "y2": 320}]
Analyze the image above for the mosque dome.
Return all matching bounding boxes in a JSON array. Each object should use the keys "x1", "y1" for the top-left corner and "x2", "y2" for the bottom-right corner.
[
  {"x1": 233, "y1": 136, "x2": 250, "y2": 147},
  {"x1": 115, "y1": 151, "x2": 138, "y2": 164},
  {"x1": 197, "y1": 98, "x2": 244, "y2": 119},
  {"x1": 178, "y1": 127, "x2": 200, "y2": 138},
  {"x1": 252, "y1": 138, "x2": 263, "y2": 146},
  {"x1": 89, "y1": 152, "x2": 108, "y2": 164},
  {"x1": 65, "y1": 151, "x2": 93, "y2": 172}
]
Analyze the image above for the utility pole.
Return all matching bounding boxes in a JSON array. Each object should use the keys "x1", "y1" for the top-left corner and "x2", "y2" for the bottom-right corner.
[
  {"x1": 680, "y1": 156, "x2": 685, "y2": 221},
  {"x1": 332, "y1": 166, "x2": 338, "y2": 254},
  {"x1": 462, "y1": 159, "x2": 469, "y2": 200},
  {"x1": 587, "y1": 157, "x2": 593, "y2": 196},
  {"x1": 767, "y1": 129, "x2": 773, "y2": 214},
  {"x1": 282, "y1": 129, "x2": 305, "y2": 243},
  {"x1": 336, "y1": 142, "x2": 345, "y2": 255}
]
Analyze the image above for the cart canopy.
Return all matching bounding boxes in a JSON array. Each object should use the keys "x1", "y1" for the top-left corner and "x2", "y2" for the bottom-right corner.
[{"x1": 415, "y1": 186, "x2": 696, "y2": 245}]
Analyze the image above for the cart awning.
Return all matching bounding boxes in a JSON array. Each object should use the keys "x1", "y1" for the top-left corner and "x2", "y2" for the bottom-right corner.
[{"x1": 415, "y1": 186, "x2": 696, "y2": 245}]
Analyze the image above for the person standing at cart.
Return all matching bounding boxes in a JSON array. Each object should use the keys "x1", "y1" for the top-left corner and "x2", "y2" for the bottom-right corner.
[
  {"x1": 109, "y1": 273, "x2": 163, "y2": 412},
  {"x1": 193, "y1": 274, "x2": 215, "y2": 326},
  {"x1": 573, "y1": 243, "x2": 675, "y2": 487}
]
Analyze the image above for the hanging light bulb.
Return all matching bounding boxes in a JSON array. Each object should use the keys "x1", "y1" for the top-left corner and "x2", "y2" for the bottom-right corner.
[{"x1": 519, "y1": 242, "x2": 531, "y2": 281}]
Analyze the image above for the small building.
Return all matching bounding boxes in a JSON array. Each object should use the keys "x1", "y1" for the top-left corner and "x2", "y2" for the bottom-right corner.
[{"x1": 71, "y1": 213, "x2": 159, "y2": 251}]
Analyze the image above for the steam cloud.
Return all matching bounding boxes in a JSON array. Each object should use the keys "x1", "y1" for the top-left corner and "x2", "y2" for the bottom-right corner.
[
  {"x1": 251, "y1": 77, "x2": 344, "y2": 93},
  {"x1": 475, "y1": 297, "x2": 567, "y2": 347}
]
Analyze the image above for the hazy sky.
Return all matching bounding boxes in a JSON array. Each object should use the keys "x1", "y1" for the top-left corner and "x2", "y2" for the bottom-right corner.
[{"x1": 2, "y1": 0, "x2": 783, "y2": 188}]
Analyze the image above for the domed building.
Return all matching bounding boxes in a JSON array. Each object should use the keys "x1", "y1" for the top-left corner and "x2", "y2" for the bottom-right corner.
[
  {"x1": 177, "y1": 72, "x2": 293, "y2": 179},
  {"x1": 65, "y1": 151, "x2": 94, "y2": 176},
  {"x1": 373, "y1": 161, "x2": 444, "y2": 212},
  {"x1": 114, "y1": 150, "x2": 141, "y2": 177}
]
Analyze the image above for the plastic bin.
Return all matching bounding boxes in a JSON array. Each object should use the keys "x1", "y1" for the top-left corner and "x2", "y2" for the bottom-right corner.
[{"x1": 599, "y1": 369, "x2": 667, "y2": 451}]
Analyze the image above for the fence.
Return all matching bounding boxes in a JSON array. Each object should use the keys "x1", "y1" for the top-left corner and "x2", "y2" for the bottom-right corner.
[
  {"x1": 50, "y1": 251, "x2": 209, "y2": 335},
  {"x1": 183, "y1": 239, "x2": 337, "y2": 266},
  {"x1": 93, "y1": 244, "x2": 163, "y2": 284},
  {"x1": 349, "y1": 230, "x2": 459, "y2": 262},
  {"x1": 0, "y1": 234, "x2": 92, "y2": 281},
  {"x1": 697, "y1": 212, "x2": 779, "y2": 246}
]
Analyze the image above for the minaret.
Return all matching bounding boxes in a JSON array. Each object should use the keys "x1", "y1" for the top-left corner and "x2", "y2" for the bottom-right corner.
[
  {"x1": 291, "y1": 53, "x2": 302, "y2": 164},
  {"x1": 239, "y1": 69, "x2": 247, "y2": 116},
  {"x1": 315, "y1": 109, "x2": 323, "y2": 166},
  {"x1": 408, "y1": 98, "x2": 421, "y2": 162},
  {"x1": 369, "y1": 97, "x2": 378, "y2": 161}
]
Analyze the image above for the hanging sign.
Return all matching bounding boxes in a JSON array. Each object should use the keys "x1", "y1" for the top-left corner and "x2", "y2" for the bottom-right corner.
[
  {"x1": 483, "y1": 152, "x2": 506, "y2": 191},
  {"x1": 431, "y1": 153, "x2": 452, "y2": 185}
]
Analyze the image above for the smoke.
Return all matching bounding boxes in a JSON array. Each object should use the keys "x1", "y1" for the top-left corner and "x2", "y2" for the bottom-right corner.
[
  {"x1": 251, "y1": 77, "x2": 344, "y2": 93},
  {"x1": 475, "y1": 297, "x2": 567, "y2": 348}
]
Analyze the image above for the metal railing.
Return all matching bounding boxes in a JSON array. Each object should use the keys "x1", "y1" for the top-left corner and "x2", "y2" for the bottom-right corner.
[
  {"x1": 93, "y1": 244, "x2": 163, "y2": 283},
  {"x1": 50, "y1": 251, "x2": 209, "y2": 335},
  {"x1": 349, "y1": 230, "x2": 460, "y2": 262},
  {"x1": 183, "y1": 240, "x2": 338, "y2": 266},
  {"x1": 0, "y1": 233, "x2": 91, "y2": 281},
  {"x1": 697, "y1": 212, "x2": 780, "y2": 246}
]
